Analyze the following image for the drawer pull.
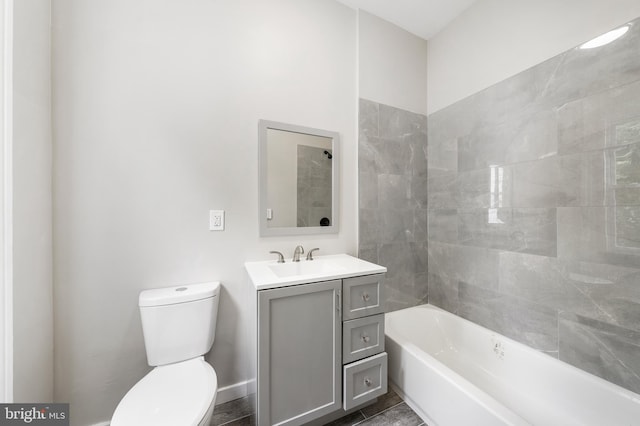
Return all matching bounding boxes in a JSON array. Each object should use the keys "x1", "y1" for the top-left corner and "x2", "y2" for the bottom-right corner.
[
  {"x1": 364, "y1": 378, "x2": 372, "y2": 387},
  {"x1": 361, "y1": 334, "x2": 370, "y2": 343},
  {"x1": 362, "y1": 292, "x2": 370, "y2": 302}
]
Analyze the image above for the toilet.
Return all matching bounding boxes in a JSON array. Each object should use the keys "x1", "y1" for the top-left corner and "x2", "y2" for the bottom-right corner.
[{"x1": 111, "y1": 281, "x2": 221, "y2": 426}]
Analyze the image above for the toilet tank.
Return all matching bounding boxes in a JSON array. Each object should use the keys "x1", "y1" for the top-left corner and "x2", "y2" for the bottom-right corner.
[{"x1": 139, "y1": 281, "x2": 221, "y2": 366}]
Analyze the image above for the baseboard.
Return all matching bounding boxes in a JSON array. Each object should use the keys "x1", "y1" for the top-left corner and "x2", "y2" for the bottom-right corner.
[{"x1": 215, "y1": 380, "x2": 251, "y2": 405}]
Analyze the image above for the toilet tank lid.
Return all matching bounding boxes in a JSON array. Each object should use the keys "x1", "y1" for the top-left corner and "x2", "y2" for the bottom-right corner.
[{"x1": 139, "y1": 281, "x2": 220, "y2": 307}]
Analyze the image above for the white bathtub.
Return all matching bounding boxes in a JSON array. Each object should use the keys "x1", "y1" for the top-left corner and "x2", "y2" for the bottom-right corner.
[{"x1": 385, "y1": 304, "x2": 640, "y2": 426}]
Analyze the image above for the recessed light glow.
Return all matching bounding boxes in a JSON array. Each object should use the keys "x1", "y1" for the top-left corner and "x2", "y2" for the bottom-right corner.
[{"x1": 580, "y1": 25, "x2": 630, "y2": 49}]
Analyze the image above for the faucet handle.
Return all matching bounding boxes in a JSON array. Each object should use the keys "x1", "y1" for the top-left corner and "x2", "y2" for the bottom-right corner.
[
  {"x1": 269, "y1": 251, "x2": 285, "y2": 263},
  {"x1": 306, "y1": 248, "x2": 320, "y2": 261}
]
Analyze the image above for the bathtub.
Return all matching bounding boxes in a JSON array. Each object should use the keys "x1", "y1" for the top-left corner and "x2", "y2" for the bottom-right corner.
[{"x1": 385, "y1": 304, "x2": 640, "y2": 426}]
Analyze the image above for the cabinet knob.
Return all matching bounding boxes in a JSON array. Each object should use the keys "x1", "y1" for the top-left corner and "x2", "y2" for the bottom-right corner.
[
  {"x1": 361, "y1": 334, "x2": 370, "y2": 343},
  {"x1": 364, "y1": 378, "x2": 372, "y2": 387},
  {"x1": 362, "y1": 292, "x2": 370, "y2": 302}
]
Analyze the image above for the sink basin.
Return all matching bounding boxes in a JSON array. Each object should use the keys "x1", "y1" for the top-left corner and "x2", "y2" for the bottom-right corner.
[
  {"x1": 245, "y1": 254, "x2": 387, "y2": 290},
  {"x1": 268, "y1": 259, "x2": 347, "y2": 278}
]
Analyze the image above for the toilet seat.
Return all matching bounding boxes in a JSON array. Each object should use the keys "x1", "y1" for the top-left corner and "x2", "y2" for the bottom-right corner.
[{"x1": 111, "y1": 357, "x2": 217, "y2": 426}]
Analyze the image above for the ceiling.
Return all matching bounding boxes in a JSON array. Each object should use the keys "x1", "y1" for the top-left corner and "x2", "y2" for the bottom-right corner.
[{"x1": 335, "y1": 0, "x2": 478, "y2": 40}]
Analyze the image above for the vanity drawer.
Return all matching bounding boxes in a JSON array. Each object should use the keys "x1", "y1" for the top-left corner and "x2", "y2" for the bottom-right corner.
[
  {"x1": 342, "y1": 274, "x2": 384, "y2": 320},
  {"x1": 343, "y1": 352, "x2": 388, "y2": 411},
  {"x1": 343, "y1": 314, "x2": 385, "y2": 364}
]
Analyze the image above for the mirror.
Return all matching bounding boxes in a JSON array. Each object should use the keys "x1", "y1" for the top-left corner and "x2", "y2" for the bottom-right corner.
[{"x1": 259, "y1": 120, "x2": 340, "y2": 236}]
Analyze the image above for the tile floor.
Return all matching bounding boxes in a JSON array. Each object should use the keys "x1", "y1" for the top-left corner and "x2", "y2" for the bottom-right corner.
[{"x1": 211, "y1": 388, "x2": 425, "y2": 426}]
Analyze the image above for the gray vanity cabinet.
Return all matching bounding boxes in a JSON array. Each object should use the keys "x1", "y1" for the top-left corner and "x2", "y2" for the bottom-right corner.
[{"x1": 257, "y1": 279, "x2": 342, "y2": 426}]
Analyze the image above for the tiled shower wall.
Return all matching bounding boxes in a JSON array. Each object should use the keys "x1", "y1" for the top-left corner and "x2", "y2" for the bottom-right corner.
[
  {"x1": 358, "y1": 99, "x2": 428, "y2": 312},
  {"x1": 428, "y1": 18, "x2": 640, "y2": 394}
]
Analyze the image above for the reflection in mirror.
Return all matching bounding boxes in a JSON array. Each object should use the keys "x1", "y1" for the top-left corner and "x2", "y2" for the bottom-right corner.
[
  {"x1": 267, "y1": 130, "x2": 332, "y2": 228},
  {"x1": 259, "y1": 120, "x2": 340, "y2": 237},
  {"x1": 607, "y1": 125, "x2": 640, "y2": 254}
]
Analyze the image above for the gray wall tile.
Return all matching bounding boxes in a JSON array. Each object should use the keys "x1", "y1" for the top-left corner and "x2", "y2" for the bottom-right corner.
[
  {"x1": 557, "y1": 78, "x2": 640, "y2": 155},
  {"x1": 385, "y1": 274, "x2": 428, "y2": 310},
  {"x1": 412, "y1": 208, "x2": 429, "y2": 243},
  {"x1": 428, "y1": 241, "x2": 499, "y2": 290},
  {"x1": 458, "y1": 208, "x2": 557, "y2": 256},
  {"x1": 379, "y1": 242, "x2": 421, "y2": 282},
  {"x1": 379, "y1": 103, "x2": 427, "y2": 140},
  {"x1": 427, "y1": 209, "x2": 458, "y2": 244},
  {"x1": 359, "y1": 17, "x2": 640, "y2": 396},
  {"x1": 410, "y1": 138, "x2": 428, "y2": 178},
  {"x1": 379, "y1": 209, "x2": 414, "y2": 244},
  {"x1": 499, "y1": 252, "x2": 640, "y2": 330},
  {"x1": 558, "y1": 206, "x2": 640, "y2": 268},
  {"x1": 359, "y1": 172, "x2": 378, "y2": 209},
  {"x1": 378, "y1": 138, "x2": 412, "y2": 175},
  {"x1": 378, "y1": 174, "x2": 411, "y2": 210},
  {"x1": 359, "y1": 135, "x2": 382, "y2": 175},
  {"x1": 559, "y1": 313, "x2": 640, "y2": 394},
  {"x1": 358, "y1": 244, "x2": 378, "y2": 265},
  {"x1": 543, "y1": 24, "x2": 640, "y2": 106},
  {"x1": 557, "y1": 141, "x2": 640, "y2": 207},
  {"x1": 455, "y1": 168, "x2": 495, "y2": 209},
  {"x1": 359, "y1": 208, "x2": 380, "y2": 246},
  {"x1": 427, "y1": 137, "x2": 457, "y2": 177},
  {"x1": 427, "y1": 272, "x2": 459, "y2": 314},
  {"x1": 507, "y1": 157, "x2": 563, "y2": 208},
  {"x1": 458, "y1": 109, "x2": 558, "y2": 172},
  {"x1": 558, "y1": 150, "x2": 606, "y2": 206},
  {"x1": 425, "y1": 17, "x2": 640, "y2": 396},
  {"x1": 410, "y1": 176, "x2": 429, "y2": 209},
  {"x1": 458, "y1": 282, "x2": 558, "y2": 352},
  {"x1": 359, "y1": 98, "x2": 379, "y2": 138},
  {"x1": 358, "y1": 99, "x2": 428, "y2": 314},
  {"x1": 427, "y1": 172, "x2": 457, "y2": 209}
]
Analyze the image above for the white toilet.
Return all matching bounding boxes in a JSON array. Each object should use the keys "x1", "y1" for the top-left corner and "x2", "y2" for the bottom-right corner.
[{"x1": 111, "y1": 281, "x2": 221, "y2": 426}]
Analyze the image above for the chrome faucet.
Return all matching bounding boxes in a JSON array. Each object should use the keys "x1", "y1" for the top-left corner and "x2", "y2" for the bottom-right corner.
[
  {"x1": 292, "y1": 245, "x2": 304, "y2": 262},
  {"x1": 306, "y1": 248, "x2": 319, "y2": 261},
  {"x1": 269, "y1": 251, "x2": 285, "y2": 263}
]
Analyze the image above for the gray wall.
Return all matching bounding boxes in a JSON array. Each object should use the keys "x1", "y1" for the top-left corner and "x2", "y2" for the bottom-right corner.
[
  {"x1": 427, "y1": 17, "x2": 640, "y2": 394},
  {"x1": 358, "y1": 99, "x2": 428, "y2": 312},
  {"x1": 52, "y1": 1, "x2": 358, "y2": 424},
  {"x1": 356, "y1": 10, "x2": 428, "y2": 313},
  {"x1": 13, "y1": 0, "x2": 53, "y2": 402}
]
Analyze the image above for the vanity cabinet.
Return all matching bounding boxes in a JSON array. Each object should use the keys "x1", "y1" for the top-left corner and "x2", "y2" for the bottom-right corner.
[
  {"x1": 257, "y1": 280, "x2": 342, "y2": 426},
  {"x1": 256, "y1": 273, "x2": 387, "y2": 426}
]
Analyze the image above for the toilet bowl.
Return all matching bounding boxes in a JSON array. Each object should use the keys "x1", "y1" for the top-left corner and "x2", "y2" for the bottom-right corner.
[
  {"x1": 111, "y1": 282, "x2": 221, "y2": 426},
  {"x1": 111, "y1": 357, "x2": 217, "y2": 426}
]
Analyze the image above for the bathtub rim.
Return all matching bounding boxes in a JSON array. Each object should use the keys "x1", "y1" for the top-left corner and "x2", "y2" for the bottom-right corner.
[
  {"x1": 385, "y1": 303, "x2": 640, "y2": 425},
  {"x1": 385, "y1": 309, "x2": 529, "y2": 426}
]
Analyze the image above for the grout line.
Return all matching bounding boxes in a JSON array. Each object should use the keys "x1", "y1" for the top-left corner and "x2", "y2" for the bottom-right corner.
[
  {"x1": 217, "y1": 414, "x2": 252, "y2": 426},
  {"x1": 352, "y1": 401, "x2": 406, "y2": 425}
]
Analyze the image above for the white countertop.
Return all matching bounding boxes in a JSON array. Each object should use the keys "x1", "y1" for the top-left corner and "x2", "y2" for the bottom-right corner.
[{"x1": 245, "y1": 253, "x2": 387, "y2": 290}]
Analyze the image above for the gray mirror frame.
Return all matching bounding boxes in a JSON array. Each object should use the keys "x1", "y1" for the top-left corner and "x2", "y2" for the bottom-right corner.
[{"x1": 259, "y1": 120, "x2": 340, "y2": 237}]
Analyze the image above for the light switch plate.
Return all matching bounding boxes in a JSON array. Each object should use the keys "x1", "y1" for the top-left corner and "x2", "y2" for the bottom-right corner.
[{"x1": 209, "y1": 210, "x2": 224, "y2": 231}]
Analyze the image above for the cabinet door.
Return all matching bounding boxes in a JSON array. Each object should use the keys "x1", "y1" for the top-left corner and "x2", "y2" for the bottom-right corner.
[{"x1": 258, "y1": 280, "x2": 342, "y2": 426}]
